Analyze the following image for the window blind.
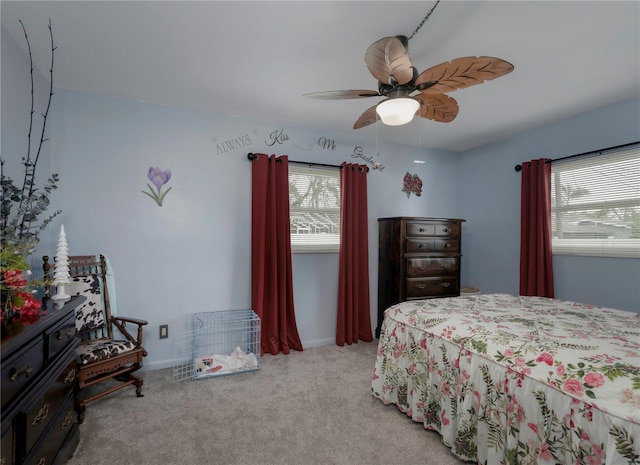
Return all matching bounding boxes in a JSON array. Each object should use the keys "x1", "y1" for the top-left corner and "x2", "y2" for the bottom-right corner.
[
  {"x1": 550, "y1": 144, "x2": 640, "y2": 258},
  {"x1": 288, "y1": 165, "x2": 341, "y2": 253}
]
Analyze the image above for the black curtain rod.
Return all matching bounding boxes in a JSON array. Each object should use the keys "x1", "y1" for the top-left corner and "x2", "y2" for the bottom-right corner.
[
  {"x1": 514, "y1": 140, "x2": 639, "y2": 172},
  {"x1": 247, "y1": 153, "x2": 368, "y2": 171}
]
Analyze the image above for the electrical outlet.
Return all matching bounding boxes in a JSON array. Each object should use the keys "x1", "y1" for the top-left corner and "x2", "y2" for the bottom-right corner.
[{"x1": 159, "y1": 324, "x2": 168, "y2": 339}]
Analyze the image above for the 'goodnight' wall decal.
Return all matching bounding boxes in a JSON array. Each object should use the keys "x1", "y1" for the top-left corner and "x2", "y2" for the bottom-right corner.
[{"x1": 351, "y1": 146, "x2": 385, "y2": 171}]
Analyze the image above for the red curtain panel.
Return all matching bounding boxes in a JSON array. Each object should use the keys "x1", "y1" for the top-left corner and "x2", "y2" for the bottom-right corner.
[
  {"x1": 519, "y1": 158, "x2": 555, "y2": 297},
  {"x1": 336, "y1": 163, "x2": 373, "y2": 345},
  {"x1": 251, "y1": 153, "x2": 303, "y2": 355}
]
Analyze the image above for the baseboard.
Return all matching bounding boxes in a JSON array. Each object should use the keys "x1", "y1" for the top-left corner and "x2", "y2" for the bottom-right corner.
[
  {"x1": 143, "y1": 337, "x2": 338, "y2": 372},
  {"x1": 300, "y1": 337, "x2": 335, "y2": 348}
]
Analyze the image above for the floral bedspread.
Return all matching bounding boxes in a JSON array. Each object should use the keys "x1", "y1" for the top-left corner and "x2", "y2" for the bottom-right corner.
[{"x1": 371, "y1": 293, "x2": 640, "y2": 465}]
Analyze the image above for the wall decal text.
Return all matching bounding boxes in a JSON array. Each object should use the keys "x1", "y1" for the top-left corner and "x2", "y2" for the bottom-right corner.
[
  {"x1": 265, "y1": 129, "x2": 289, "y2": 146},
  {"x1": 318, "y1": 137, "x2": 336, "y2": 151},
  {"x1": 351, "y1": 145, "x2": 385, "y2": 171},
  {"x1": 216, "y1": 134, "x2": 253, "y2": 155}
]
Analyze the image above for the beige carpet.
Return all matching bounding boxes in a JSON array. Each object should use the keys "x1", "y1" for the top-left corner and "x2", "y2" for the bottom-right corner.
[{"x1": 66, "y1": 341, "x2": 468, "y2": 465}]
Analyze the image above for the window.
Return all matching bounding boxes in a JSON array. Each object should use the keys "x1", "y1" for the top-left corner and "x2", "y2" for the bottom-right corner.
[
  {"x1": 289, "y1": 164, "x2": 340, "y2": 253},
  {"x1": 551, "y1": 143, "x2": 640, "y2": 258}
]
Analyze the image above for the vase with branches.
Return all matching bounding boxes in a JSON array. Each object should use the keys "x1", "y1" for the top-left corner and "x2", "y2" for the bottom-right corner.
[{"x1": 1, "y1": 19, "x2": 60, "y2": 330}]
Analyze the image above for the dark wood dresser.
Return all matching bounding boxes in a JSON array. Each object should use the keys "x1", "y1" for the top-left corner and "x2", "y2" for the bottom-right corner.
[
  {"x1": 376, "y1": 217, "x2": 465, "y2": 337},
  {"x1": 1, "y1": 295, "x2": 85, "y2": 465}
]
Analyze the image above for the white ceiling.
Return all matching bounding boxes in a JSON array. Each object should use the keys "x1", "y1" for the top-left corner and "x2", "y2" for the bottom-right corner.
[{"x1": 2, "y1": 1, "x2": 639, "y2": 152}]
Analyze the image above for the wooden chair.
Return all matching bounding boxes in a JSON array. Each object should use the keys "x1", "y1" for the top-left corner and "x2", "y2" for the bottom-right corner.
[{"x1": 43, "y1": 254, "x2": 148, "y2": 424}]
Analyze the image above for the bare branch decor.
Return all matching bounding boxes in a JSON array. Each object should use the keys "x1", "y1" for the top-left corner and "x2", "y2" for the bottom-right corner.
[{"x1": 0, "y1": 19, "x2": 60, "y2": 252}]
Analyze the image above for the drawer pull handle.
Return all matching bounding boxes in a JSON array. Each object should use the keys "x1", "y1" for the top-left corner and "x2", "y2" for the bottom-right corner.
[
  {"x1": 9, "y1": 365, "x2": 33, "y2": 382},
  {"x1": 442, "y1": 243, "x2": 451, "y2": 248},
  {"x1": 417, "y1": 265, "x2": 425, "y2": 270},
  {"x1": 61, "y1": 411, "x2": 74, "y2": 429},
  {"x1": 418, "y1": 228, "x2": 425, "y2": 232},
  {"x1": 441, "y1": 282, "x2": 452, "y2": 288},
  {"x1": 416, "y1": 284, "x2": 426, "y2": 289},
  {"x1": 64, "y1": 368, "x2": 77, "y2": 384},
  {"x1": 56, "y1": 329, "x2": 73, "y2": 340},
  {"x1": 417, "y1": 244, "x2": 423, "y2": 248},
  {"x1": 441, "y1": 228, "x2": 449, "y2": 233},
  {"x1": 31, "y1": 404, "x2": 49, "y2": 426},
  {"x1": 442, "y1": 264, "x2": 451, "y2": 269}
]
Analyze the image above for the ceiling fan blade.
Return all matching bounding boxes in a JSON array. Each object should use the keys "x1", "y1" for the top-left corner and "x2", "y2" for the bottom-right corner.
[
  {"x1": 416, "y1": 93, "x2": 459, "y2": 123},
  {"x1": 365, "y1": 36, "x2": 414, "y2": 86},
  {"x1": 304, "y1": 89, "x2": 380, "y2": 100},
  {"x1": 415, "y1": 56, "x2": 514, "y2": 94},
  {"x1": 353, "y1": 104, "x2": 379, "y2": 129}
]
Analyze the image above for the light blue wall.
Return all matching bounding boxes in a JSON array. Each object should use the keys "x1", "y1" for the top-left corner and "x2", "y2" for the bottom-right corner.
[
  {"x1": 3, "y1": 24, "x2": 638, "y2": 372},
  {"x1": 44, "y1": 88, "x2": 458, "y2": 368},
  {"x1": 1, "y1": 18, "x2": 460, "y2": 368},
  {"x1": 458, "y1": 98, "x2": 640, "y2": 312}
]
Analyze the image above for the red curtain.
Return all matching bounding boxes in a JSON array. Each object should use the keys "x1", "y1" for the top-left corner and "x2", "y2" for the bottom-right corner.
[
  {"x1": 336, "y1": 163, "x2": 373, "y2": 345},
  {"x1": 519, "y1": 158, "x2": 555, "y2": 297},
  {"x1": 251, "y1": 153, "x2": 303, "y2": 355}
]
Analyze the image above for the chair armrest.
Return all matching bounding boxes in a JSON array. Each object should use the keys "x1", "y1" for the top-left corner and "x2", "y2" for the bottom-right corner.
[
  {"x1": 112, "y1": 316, "x2": 149, "y2": 357},
  {"x1": 114, "y1": 316, "x2": 148, "y2": 326}
]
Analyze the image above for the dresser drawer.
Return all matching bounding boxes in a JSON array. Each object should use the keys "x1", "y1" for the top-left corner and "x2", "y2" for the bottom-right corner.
[
  {"x1": 1, "y1": 424, "x2": 13, "y2": 465},
  {"x1": 1, "y1": 337, "x2": 45, "y2": 412},
  {"x1": 406, "y1": 258, "x2": 458, "y2": 277},
  {"x1": 46, "y1": 312, "x2": 76, "y2": 362},
  {"x1": 21, "y1": 348, "x2": 77, "y2": 456},
  {"x1": 406, "y1": 222, "x2": 435, "y2": 236},
  {"x1": 22, "y1": 393, "x2": 75, "y2": 465},
  {"x1": 406, "y1": 222, "x2": 460, "y2": 237},
  {"x1": 406, "y1": 238, "x2": 459, "y2": 254},
  {"x1": 406, "y1": 276, "x2": 458, "y2": 298}
]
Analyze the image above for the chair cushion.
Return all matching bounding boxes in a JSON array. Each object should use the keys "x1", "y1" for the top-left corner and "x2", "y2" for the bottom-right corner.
[
  {"x1": 70, "y1": 275, "x2": 106, "y2": 332},
  {"x1": 76, "y1": 339, "x2": 137, "y2": 365}
]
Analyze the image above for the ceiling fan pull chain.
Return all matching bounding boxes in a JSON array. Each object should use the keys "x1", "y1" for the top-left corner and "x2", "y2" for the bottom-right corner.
[{"x1": 407, "y1": 0, "x2": 441, "y2": 42}]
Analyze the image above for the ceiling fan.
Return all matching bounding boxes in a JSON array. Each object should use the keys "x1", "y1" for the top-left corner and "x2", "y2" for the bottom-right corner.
[{"x1": 304, "y1": 2, "x2": 514, "y2": 129}]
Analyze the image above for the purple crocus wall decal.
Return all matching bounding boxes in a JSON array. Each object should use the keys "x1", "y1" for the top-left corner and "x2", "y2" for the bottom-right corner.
[{"x1": 142, "y1": 167, "x2": 172, "y2": 206}]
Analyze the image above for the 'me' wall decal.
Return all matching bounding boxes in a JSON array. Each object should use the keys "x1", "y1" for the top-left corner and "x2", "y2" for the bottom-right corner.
[
  {"x1": 143, "y1": 167, "x2": 172, "y2": 206},
  {"x1": 318, "y1": 137, "x2": 337, "y2": 151}
]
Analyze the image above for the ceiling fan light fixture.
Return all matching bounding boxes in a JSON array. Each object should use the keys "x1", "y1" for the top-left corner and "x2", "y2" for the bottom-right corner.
[{"x1": 376, "y1": 97, "x2": 420, "y2": 126}]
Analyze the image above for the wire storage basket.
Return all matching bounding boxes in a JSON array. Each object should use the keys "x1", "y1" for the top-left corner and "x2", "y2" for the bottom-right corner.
[{"x1": 173, "y1": 309, "x2": 261, "y2": 382}]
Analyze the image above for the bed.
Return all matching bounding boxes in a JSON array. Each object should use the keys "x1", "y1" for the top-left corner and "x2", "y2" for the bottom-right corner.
[{"x1": 371, "y1": 293, "x2": 640, "y2": 464}]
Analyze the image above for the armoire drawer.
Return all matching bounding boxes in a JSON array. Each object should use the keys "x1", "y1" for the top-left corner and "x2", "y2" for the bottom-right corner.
[
  {"x1": 405, "y1": 276, "x2": 459, "y2": 298},
  {"x1": 21, "y1": 347, "x2": 77, "y2": 456},
  {"x1": 406, "y1": 257, "x2": 458, "y2": 277},
  {"x1": 45, "y1": 311, "x2": 76, "y2": 362},
  {"x1": 405, "y1": 238, "x2": 459, "y2": 254},
  {"x1": 22, "y1": 393, "x2": 75, "y2": 465},
  {"x1": 1, "y1": 423, "x2": 13, "y2": 465},
  {"x1": 1, "y1": 337, "x2": 45, "y2": 412}
]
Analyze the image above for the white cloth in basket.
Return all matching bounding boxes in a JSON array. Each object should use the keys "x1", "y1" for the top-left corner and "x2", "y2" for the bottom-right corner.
[{"x1": 195, "y1": 346, "x2": 258, "y2": 377}]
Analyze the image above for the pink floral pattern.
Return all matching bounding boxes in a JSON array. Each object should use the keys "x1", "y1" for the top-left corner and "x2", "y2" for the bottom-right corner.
[{"x1": 371, "y1": 293, "x2": 640, "y2": 464}]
